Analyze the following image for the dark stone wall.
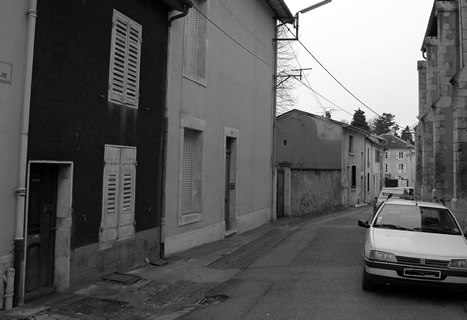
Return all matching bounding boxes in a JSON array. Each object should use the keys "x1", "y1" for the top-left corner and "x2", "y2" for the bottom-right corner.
[{"x1": 28, "y1": 0, "x2": 169, "y2": 248}]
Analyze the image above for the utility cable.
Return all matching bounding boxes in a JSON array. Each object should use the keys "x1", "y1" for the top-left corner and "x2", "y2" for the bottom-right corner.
[
  {"x1": 191, "y1": 5, "x2": 273, "y2": 67},
  {"x1": 298, "y1": 79, "x2": 353, "y2": 117},
  {"x1": 297, "y1": 38, "x2": 381, "y2": 118},
  {"x1": 286, "y1": 38, "x2": 325, "y2": 112}
]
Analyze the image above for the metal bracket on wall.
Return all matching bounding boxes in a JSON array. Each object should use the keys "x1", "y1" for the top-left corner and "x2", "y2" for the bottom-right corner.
[{"x1": 276, "y1": 68, "x2": 312, "y2": 88}]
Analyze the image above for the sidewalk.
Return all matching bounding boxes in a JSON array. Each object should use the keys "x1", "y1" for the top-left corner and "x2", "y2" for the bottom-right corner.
[{"x1": 1, "y1": 208, "x2": 357, "y2": 320}]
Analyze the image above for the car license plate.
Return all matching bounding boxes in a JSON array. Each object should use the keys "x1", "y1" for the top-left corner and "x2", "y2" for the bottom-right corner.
[{"x1": 403, "y1": 268, "x2": 441, "y2": 279}]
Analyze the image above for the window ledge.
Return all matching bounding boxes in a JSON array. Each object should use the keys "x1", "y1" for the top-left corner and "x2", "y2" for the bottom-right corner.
[
  {"x1": 179, "y1": 212, "x2": 202, "y2": 226},
  {"x1": 183, "y1": 73, "x2": 207, "y2": 88}
]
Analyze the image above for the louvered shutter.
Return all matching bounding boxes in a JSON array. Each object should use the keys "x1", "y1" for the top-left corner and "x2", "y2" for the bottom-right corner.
[
  {"x1": 184, "y1": 1, "x2": 199, "y2": 76},
  {"x1": 109, "y1": 10, "x2": 142, "y2": 108},
  {"x1": 118, "y1": 147, "x2": 137, "y2": 239},
  {"x1": 125, "y1": 23, "x2": 141, "y2": 107},
  {"x1": 181, "y1": 130, "x2": 195, "y2": 214},
  {"x1": 100, "y1": 146, "x2": 120, "y2": 244}
]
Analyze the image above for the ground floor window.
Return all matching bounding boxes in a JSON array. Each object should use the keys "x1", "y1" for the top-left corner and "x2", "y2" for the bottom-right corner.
[
  {"x1": 179, "y1": 115, "x2": 205, "y2": 225},
  {"x1": 100, "y1": 145, "x2": 137, "y2": 248}
]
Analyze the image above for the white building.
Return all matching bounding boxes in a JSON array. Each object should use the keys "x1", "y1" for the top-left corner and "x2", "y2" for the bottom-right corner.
[
  {"x1": 163, "y1": 0, "x2": 294, "y2": 254},
  {"x1": 380, "y1": 134, "x2": 416, "y2": 187}
]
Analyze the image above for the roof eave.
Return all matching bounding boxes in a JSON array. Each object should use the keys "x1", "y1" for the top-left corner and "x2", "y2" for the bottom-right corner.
[
  {"x1": 264, "y1": 0, "x2": 295, "y2": 24},
  {"x1": 421, "y1": 2, "x2": 437, "y2": 51},
  {"x1": 161, "y1": 0, "x2": 193, "y2": 12}
]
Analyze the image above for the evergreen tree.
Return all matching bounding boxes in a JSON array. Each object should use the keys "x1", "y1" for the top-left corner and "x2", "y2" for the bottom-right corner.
[
  {"x1": 351, "y1": 109, "x2": 370, "y2": 131},
  {"x1": 400, "y1": 125, "x2": 414, "y2": 145},
  {"x1": 372, "y1": 113, "x2": 398, "y2": 135}
]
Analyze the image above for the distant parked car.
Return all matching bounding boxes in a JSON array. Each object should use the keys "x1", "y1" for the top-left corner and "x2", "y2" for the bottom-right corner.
[
  {"x1": 359, "y1": 198, "x2": 467, "y2": 291},
  {"x1": 373, "y1": 187, "x2": 414, "y2": 213}
]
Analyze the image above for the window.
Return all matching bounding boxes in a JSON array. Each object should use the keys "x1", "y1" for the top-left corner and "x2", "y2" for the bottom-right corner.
[
  {"x1": 398, "y1": 163, "x2": 405, "y2": 173},
  {"x1": 351, "y1": 165, "x2": 357, "y2": 188},
  {"x1": 179, "y1": 116, "x2": 205, "y2": 225},
  {"x1": 375, "y1": 150, "x2": 380, "y2": 163},
  {"x1": 385, "y1": 151, "x2": 389, "y2": 159},
  {"x1": 349, "y1": 136, "x2": 354, "y2": 153},
  {"x1": 398, "y1": 151, "x2": 404, "y2": 159},
  {"x1": 385, "y1": 163, "x2": 389, "y2": 173},
  {"x1": 108, "y1": 10, "x2": 142, "y2": 108},
  {"x1": 183, "y1": 0, "x2": 207, "y2": 83},
  {"x1": 100, "y1": 145, "x2": 137, "y2": 248}
]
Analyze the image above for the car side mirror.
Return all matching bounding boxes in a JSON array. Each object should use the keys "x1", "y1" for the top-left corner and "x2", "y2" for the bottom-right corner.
[{"x1": 358, "y1": 219, "x2": 370, "y2": 228}]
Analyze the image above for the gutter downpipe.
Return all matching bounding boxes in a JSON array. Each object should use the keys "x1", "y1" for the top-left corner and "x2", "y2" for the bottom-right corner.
[
  {"x1": 13, "y1": 0, "x2": 37, "y2": 306},
  {"x1": 168, "y1": 5, "x2": 190, "y2": 27},
  {"x1": 160, "y1": 6, "x2": 189, "y2": 258}
]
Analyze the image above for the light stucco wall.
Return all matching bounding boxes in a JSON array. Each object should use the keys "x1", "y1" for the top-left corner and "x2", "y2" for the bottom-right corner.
[
  {"x1": 383, "y1": 148, "x2": 415, "y2": 187},
  {"x1": 275, "y1": 111, "x2": 342, "y2": 170},
  {"x1": 164, "y1": 0, "x2": 276, "y2": 254},
  {"x1": 0, "y1": 1, "x2": 27, "y2": 270},
  {"x1": 342, "y1": 129, "x2": 366, "y2": 206},
  {"x1": 290, "y1": 170, "x2": 342, "y2": 216}
]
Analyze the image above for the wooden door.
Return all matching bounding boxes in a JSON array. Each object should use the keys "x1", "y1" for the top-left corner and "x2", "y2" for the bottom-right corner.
[
  {"x1": 224, "y1": 138, "x2": 232, "y2": 230},
  {"x1": 276, "y1": 168, "x2": 285, "y2": 219},
  {"x1": 25, "y1": 164, "x2": 58, "y2": 301}
]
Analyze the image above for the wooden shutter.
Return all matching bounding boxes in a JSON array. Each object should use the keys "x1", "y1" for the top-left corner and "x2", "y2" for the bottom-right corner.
[
  {"x1": 109, "y1": 10, "x2": 142, "y2": 108},
  {"x1": 184, "y1": 1, "x2": 199, "y2": 76},
  {"x1": 125, "y1": 23, "x2": 141, "y2": 107},
  {"x1": 100, "y1": 146, "x2": 120, "y2": 244},
  {"x1": 181, "y1": 130, "x2": 195, "y2": 214},
  {"x1": 118, "y1": 147, "x2": 137, "y2": 239}
]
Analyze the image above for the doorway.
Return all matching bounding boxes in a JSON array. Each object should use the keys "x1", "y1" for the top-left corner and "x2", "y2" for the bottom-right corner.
[
  {"x1": 276, "y1": 168, "x2": 285, "y2": 219},
  {"x1": 25, "y1": 164, "x2": 58, "y2": 300},
  {"x1": 224, "y1": 136, "x2": 237, "y2": 233},
  {"x1": 24, "y1": 162, "x2": 72, "y2": 302}
]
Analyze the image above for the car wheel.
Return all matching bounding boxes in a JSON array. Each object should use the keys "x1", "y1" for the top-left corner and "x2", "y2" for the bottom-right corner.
[{"x1": 362, "y1": 266, "x2": 375, "y2": 291}]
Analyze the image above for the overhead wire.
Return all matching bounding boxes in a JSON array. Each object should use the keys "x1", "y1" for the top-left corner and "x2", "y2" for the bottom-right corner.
[
  {"x1": 282, "y1": 23, "x2": 381, "y2": 118},
  {"x1": 191, "y1": 5, "x2": 273, "y2": 68},
  {"x1": 297, "y1": 79, "x2": 353, "y2": 117},
  {"x1": 285, "y1": 36, "x2": 325, "y2": 113}
]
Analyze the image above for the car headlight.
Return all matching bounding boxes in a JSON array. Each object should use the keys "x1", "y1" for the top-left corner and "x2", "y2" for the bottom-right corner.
[
  {"x1": 369, "y1": 250, "x2": 397, "y2": 263},
  {"x1": 448, "y1": 259, "x2": 467, "y2": 269}
]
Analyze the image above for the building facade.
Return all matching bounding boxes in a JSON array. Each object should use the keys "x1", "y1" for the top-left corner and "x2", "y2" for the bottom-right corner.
[
  {"x1": 0, "y1": 0, "x2": 192, "y2": 307},
  {"x1": 0, "y1": 0, "x2": 30, "y2": 309},
  {"x1": 163, "y1": 0, "x2": 294, "y2": 254},
  {"x1": 416, "y1": 0, "x2": 467, "y2": 226},
  {"x1": 380, "y1": 134, "x2": 416, "y2": 188},
  {"x1": 275, "y1": 110, "x2": 384, "y2": 215},
  {"x1": 1, "y1": 0, "x2": 294, "y2": 308}
]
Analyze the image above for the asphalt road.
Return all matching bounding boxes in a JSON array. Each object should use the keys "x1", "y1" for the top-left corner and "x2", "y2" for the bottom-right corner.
[{"x1": 180, "y1": 206, "x2": 467, "y2": 320}]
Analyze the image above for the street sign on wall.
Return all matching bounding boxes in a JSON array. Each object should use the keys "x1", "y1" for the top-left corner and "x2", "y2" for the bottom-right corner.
[{"x1": 0, "y1": 61, "x2": 12, "y2": 84}]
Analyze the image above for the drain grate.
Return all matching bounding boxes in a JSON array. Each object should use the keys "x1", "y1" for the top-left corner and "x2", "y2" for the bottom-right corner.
[{"x1": 103, "y1": 272, "x2": 141, "y2": 285}]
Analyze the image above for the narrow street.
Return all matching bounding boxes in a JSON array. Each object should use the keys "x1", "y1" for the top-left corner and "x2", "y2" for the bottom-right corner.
[{"x1": 180, "y1": 206, "x2": 467, "y2": 320}]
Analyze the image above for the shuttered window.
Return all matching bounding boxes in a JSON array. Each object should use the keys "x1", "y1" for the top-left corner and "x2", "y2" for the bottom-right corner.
[
  {"x1": 183, "y1": 0, "x2": 207, "y2": 83},
  {"x1": 181, "y1": 129, "x2": 196, "y2": 214},
  {"x1": 100, "y1": 145, "x2": 137, "y2": 248},
  {"x1": 108, "y1": 10, "x2": 142, "y2": 108}
]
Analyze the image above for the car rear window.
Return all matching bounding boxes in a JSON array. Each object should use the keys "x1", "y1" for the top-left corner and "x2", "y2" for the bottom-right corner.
[{"x1": 373, "y1": 204, "x2": 461, "y2": 235}]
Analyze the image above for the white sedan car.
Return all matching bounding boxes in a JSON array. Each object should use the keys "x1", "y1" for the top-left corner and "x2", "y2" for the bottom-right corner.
[{"x1": 358, "y1": 198, "x2": 467, "y2": 291}]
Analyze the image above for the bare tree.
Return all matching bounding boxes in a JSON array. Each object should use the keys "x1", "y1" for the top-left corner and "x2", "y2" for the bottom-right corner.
[{"x1": 276, "y1": 25, "x2": 298, "y2": 115}]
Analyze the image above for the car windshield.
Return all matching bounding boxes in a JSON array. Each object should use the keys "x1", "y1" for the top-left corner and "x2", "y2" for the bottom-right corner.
[{"x1": 373, "y1": 204, "x2": 462, "y2": 235}]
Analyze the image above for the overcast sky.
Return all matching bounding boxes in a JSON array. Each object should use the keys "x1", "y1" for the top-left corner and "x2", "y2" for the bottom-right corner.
[{"x1": 282, "y1": 0, "x2": 434, "y2": 130}]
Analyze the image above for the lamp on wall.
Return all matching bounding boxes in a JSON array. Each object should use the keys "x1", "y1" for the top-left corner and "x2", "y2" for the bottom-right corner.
[
  {"x1": 298, "y1": 0, "x2": 332, "y2": 14},
  {"x1": 276, "y1": 0, "x2": 332, "y2": 41}
]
